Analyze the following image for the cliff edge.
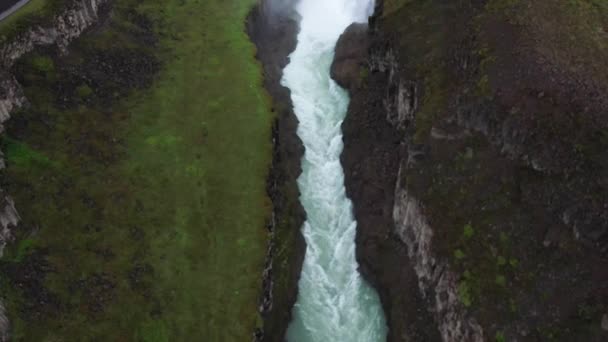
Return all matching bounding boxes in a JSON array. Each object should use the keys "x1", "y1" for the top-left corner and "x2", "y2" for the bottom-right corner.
[{"x1": 335, "y1": 0, "x2": 608, "y2": 340}]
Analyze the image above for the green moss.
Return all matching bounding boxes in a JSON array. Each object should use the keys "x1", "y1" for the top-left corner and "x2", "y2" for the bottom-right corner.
[
  {"x1": 414, "y1": 67, "x2": 448, "y2": 142},
  {"x1": 495, "y1": 274, "x2": 506, "y2": 287},
  {"x1": 458, "y1": 280, "x2": 473, "y2": 307},
  {"x1": 30, "y1": 55, "x2": 54, "y2": 72},
  {"x1": 358, "y1": 66, "x2": 369, "y2": 87},
  {"x1": 75, "y1": 84, "x2": 93, "y2": 98},
  {"x1": 463, "y1": 223, "x2": 475, "y2": 239},
  {"x1": 476, "y1": 74, "x2": 491, "y2": 98},
  {"x1": 454, "y1": 249, "x2": 466, "y2": 260},
  {"x1": 137, "y1": 319, "x2": 170, "y2": 342},
  {"x1": 11, "y1": 238, "x2": 35, "y2": 262},
  {"x1": 407, "y1": 127, "x2": 533, "y2": 326},
  {"x1": 485, "y1": 0, "x2": 521, "y2": 14},
  {"x1": 496, "y1": 255, "x2": 506, "y2": 266},
  {"x1": 383, "y1": 1, "x2": 462, "y2": 143},
  {"x1": 2, "y1": 137, "x2": 57, "y2": 169}
]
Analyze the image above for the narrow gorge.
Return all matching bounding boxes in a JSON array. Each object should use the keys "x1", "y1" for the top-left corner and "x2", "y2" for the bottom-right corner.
[
  {"x1": 281, "y1": 0, "x2": 386, "y2": 340},
  {"x1": 0, "y1": 0, "x2": 606, "y2": 341}
]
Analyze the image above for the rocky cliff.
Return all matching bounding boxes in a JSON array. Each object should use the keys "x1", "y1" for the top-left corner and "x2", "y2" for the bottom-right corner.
[
  {"x1": 335, "y1": 0, "x2": 608, "y2": 340},
  {"x1": 247, "y1": 0, "x2": 306, "y2": 341},
  {"x1": 0, "y1": 0, "x2": 109, "y2": 125},
  {"x1": 0, "y1": 0, "x2": 109, "y2": 339}
]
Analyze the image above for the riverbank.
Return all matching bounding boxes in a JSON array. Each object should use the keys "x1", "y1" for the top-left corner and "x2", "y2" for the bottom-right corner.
[
  {"x1": 247, "y1": 0, "x2": 306, "y2": 340},
  {"x1": 0, "y1": 0, "x2": 275, "y2": 340},
  {"x1": 336, "y1": 0, "x2": 608, "y2": 340}
]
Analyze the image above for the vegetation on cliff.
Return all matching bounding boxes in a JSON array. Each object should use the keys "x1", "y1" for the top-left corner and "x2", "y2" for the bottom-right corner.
[
  {"x1": 0, "y1": 0, "x2": 273, "y2": 340},
  {"x1": 376, "y1": 0, "x2": 608, "y2": 340}
]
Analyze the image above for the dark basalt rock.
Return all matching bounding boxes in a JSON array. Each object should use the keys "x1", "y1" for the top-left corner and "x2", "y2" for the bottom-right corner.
[
  {"x1": 247, "y1": 1, "x2": 306, "y2": 341},
  {"x1": 337, "y1": 0, "x2": 608, "y2": 340},
  {"x1": 330, "y1": 23, "x2": 369, "y2": 91},
  {"x1": 334, "y1": 19, "x2": 442, "y2": 342}
]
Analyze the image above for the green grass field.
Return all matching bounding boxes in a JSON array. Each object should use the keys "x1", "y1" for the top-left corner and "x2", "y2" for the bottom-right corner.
[{"x1": 0, "y1": 0, "x2": 273, "y2": 340}]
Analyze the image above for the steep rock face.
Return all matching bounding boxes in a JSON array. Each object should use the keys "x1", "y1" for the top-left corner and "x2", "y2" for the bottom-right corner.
[
  {"x1": 338, "y1": 0, "x2": 608, "y2": 340},
  {"x1": 0, "y1": 74, "x2": 26, "y2": 133},
  {"x1": 247, "y1": 1, "x2": 306, "y2": 341},
  {"x1": 0, "y1": 0, "x2": 109, "y2": 129},
  {"x1": 393, "y1": 164, "x2": 483, "y2": 342},
  {"x1": 0, "y1": 0, "x2": 109, "y2": 68},
  {"x1": 336, "y1": 22, "x2": 442, "y2": 342},
  {"x1": 0, "y1": 73, "x2": 24, "y2": 270},
  {"x1": 336, "y1": 20, "x2": 478, "y2": 341},
  {"x1": 0, "y1": 1, "x2": 109, "y2": 339},
  {"x1": 330, "y1": 23, "x2": 369, "y2": 91}
]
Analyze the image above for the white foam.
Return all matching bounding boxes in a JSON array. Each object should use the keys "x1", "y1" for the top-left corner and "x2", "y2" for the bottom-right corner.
[{"x1": 283, "y1": 0, "x2": 387, "y2": 341}]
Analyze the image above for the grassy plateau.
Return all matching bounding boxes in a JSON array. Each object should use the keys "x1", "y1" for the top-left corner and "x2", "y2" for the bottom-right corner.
[{"x1": 0, "y1": 0, "x2": 273, "y2": 340}]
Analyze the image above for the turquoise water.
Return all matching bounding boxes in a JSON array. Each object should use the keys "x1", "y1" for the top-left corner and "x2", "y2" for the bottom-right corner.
[{"x1": 282, "y1": 0, "x2": 388, "y2": 340}]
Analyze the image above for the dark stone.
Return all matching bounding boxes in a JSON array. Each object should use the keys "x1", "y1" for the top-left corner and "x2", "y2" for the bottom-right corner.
[
  {"x1": 247, "y1": 1, "x2": 306, "y2": 341},
  {"x1": 334, "y1": 15, "x2": 441, "y2": 342},
  {"x1": 337, "y1": 0, "x2": 608, "y2": 340},
  {"x1": 331, "y1": 23, "x2": 370, "y2": 91}
]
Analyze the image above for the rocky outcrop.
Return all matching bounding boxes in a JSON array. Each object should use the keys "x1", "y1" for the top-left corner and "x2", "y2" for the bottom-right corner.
[
  {"x1": 0, "y1": 189, "x2": 19, "y2": 258},
  {"x1": 330, "y1": 23, "x2": 369, "y2": 91},
  {"x1": 336, "y1": 23, "x2": 442, "y2": 341},
  {"x1": 338, "y1": 0, "x2": 608, "y2": 341},
  {"x1": 393, "y1": 163, "x2": 483, "y2": 341},
  {"x1": 0, "y1": 191, "x2": 17, "y2": 341},
  {"x1": 336, "y1": 23, "x2": 481, "y2": 341},
  {"x1": 0, "y1": 73, "x2": 25, "y2": 133},
  {"x1": 0, "y1": 0, "x2": 109, "y2": 68},
  {"x1": 0, "y1": 0, "x2": 109, "y2": 130},
  {"x1": 247, "y1": 1, "x2": 306, "y2": 341}
]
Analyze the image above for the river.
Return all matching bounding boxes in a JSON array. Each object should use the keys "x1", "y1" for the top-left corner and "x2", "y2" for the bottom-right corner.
[{"x1": 282, "y1": 0, "x2": 388, "y2": 340}]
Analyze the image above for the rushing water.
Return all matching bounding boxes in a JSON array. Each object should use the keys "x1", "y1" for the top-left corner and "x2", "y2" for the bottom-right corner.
[{"x1": 283, "y1": 0, "x2": 387, "y2": 340}]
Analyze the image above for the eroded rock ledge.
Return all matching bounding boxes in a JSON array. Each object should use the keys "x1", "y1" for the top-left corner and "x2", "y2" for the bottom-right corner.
[{"x1": 247, "y1": 1, "x2": 306, "y2": 341}]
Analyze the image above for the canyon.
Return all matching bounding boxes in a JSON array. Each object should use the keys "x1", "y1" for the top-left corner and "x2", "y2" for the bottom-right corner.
[
  {"x1": 332, "y1": 0, "x2": 608, "y2": 341},
  {"x1": 0, "y1": 0, "x2": 606, "y2": 341}
]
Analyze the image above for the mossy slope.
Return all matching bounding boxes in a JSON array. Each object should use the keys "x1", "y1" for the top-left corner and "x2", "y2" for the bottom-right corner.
[{"x1": 0, "y1": 0, "x2": 273, "y2": 340}]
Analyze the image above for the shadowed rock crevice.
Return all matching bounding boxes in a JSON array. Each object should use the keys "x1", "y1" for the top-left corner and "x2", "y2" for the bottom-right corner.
[{"x1": 247, "y1": 1, "x2": 306, "y2": 340}]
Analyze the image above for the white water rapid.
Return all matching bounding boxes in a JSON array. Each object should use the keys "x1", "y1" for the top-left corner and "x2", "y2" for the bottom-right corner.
[{"x1": 282, "y1": 0, "x2": 388, "y2": 341}]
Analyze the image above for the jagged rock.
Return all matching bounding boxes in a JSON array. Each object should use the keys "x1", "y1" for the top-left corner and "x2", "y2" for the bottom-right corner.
[
  {"x1": 0, "y1": 73, "x2": 25, "y2": 132},
  {"x1": 393, "y1": 163, "x2": 484, "y2": 342},
  {"x1": 0, "y1": 0, "x2": 109, "y2": 68},
  {"x1": 0, "y1": 0, "x2": 109, "y2": 125},
  {"x1": 247, "y1": 1, "x2": 306, "y2": 341},
  {"x1": 338, "y1": 13, "x2": 441, "y2": 340},
  {"x1": 331, "y1": 23, "x2": 369, "y2": 91},
  {"x1": 0, "y1": 303, "x2": 7, "y2": 342},
  {"x1": 340, "y1": 1, "x2": 608, "y2": 341}
]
